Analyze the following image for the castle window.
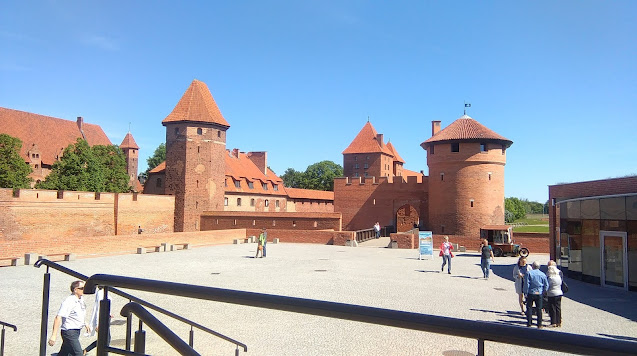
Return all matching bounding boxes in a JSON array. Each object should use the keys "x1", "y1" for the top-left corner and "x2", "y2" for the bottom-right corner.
[
  {"x1": 175, "y1": 128, "x2": 179, "y2": 135},
  {"x1": 354, "y1": 172, "x2": 359, "y2": 177},
  {"x1": 354, "y1": 156, "x2": 358, "y2": 161},
  {"x1": 313, "y1": 221, "x2": 318, "y2": 228},
  {"x1": 292, "y1": 220, "x2": 296, "y2": 227},
  {"x1": 364, "y1": 163, "x2": 368, "y2": 169},
  {"x1": 253, "y1": 220, "x2": 256, "y2": 226},
  {"x1": 196, "y1": 201, "x2": 198, "y2": 209},
  {"x1": 430, "y1": 145, "x2": 435, "y2": 154},
  {"x1": 224, "y1": 179, "x2": 228, "y2": 187},
  {"x1": 156, "y1": 178, "x2": 163, "y2": 188},
  {"x1": 272, "y1": 220, "x2": 276, "y2": 227},
  {"x1": 273, "y1": 184, "x2": 278, "y2": 191},
  {"x1": 440, "y1": 173, "x2": 444, "y2": 181},
  {"x1": 366, "y1": 156, "x2": 370, "y2": 160},
  {"x1": 373, "y1": 199, "x2": 376, "y2": 205},
  {"x1": 234, "y1": 180, "x2": 241, "y2": 188},
  {"x1": 248, "y1": 181, "x2": 254, "y2": 189},
  {"x1": 224, "y1": 197, "x2": 228, "y2": 206},
  {"x1": 196, "y1": 180, "x2": 199, "y2": 188},
  {"x1": 502, "y1": 145, "x2": 506, "y2": 154},
  {"x1": 441, "y1": 225, "x2": 445, "y2": 233},
  {"x1": 488, "y1": 172, "x2": 492, "y2": 181},
  {"x1": 470, "y1": 199, "x2": 474, "y2": 208},
  {"x1": 35, "y1": 164, "x2": 39, "y2": 169},
  {"x1": 251, "y1": 198, "x2": 255, "y2": 206},
  {"x1": 451, "y1": 143, "x2": 459, "y2": 152},
  {"x1": 233, "y1": 219, "x2": 237, "y2": 226},
  {"x1": 36, "y1": 180, "x2": 41, "y2": 184},
  {"x1": 262, "y1": 183, "x2": 268, "y2": 190},
  {"x1": 265, "y1": 199, "x2": 269, "y2": 207},
  {"x1": 237, "y1": 198, "x2": 242, "y2": 206},
  {"x1": 197, "y1": 128, "x2": 202, "y2": 135},
  {"x1": 364, "y1": 171, "x2": 369, "y2": 177},
  {"x1": 275, "y1": 200, "x2": 280, "y2": 208},
  {"x1": 480, "y1": 143, "x2": 487, "y2": 152},
  {"x1": 218, "y1": 130, "x2": 221, "y2": 138},
  {"x1": 355, "y1": 163, "x2": 359, "y2": 169},
  {"x1": 197, "y1": 146, "x2": 200, "y2": 153}
]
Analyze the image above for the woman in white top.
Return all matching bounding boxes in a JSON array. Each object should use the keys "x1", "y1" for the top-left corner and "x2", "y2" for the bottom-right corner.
[
  {"x1": 546, "y1": 260, "x2": 564, "y2": 327},
  {"x1": 513, "y1": 256, "x2": 530, "y2": 314},
  {"x1": 439, "y1": 236, "x2": 454, "y2": 274}
]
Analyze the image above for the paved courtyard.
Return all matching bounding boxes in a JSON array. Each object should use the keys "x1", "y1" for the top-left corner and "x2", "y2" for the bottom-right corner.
[{"x1": 1, "y1": 238, "x2": 636, "y2": 355}]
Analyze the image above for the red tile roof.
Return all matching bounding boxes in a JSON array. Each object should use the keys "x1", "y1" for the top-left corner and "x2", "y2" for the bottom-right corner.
[
  {"x1": 421, "y1": 115, "x2": 512, "y2": 148},
  {"x1": 386, "y1": 142, "x2": 405, "y2": 163},
  {"x1": 162, "y1": 79, "x2": 230, "y2": 128},
  {"x1": 225, "y1": 150, "x2": 286, "y2": 196},
  {"x1": 342, "y1": 122, "x2": 394, "y2": 156},
  {"x1": 149, "y1": 161, "x2": 165, "y2": 174},
  {"x1": 285, "y1": 187, "x2": 335, "y2": 201},
  {"x1": 120, "y1": 132, "x2": 139, "y2": 149},
  {"x1": 0, "y1": 107, "x2": 112, "y2": 165}
]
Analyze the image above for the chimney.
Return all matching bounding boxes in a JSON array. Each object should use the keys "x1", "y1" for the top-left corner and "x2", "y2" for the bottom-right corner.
[
  {"x1": 231, "y1": 148, "x2": 239, "y2": 158},
  {"x1": 432, "y1": 121, "x2": 441, "y2": 136},
  {"x1": 376, "y1": 134, "x2": 384, "y2": 147},
  {"x1": 77, "y1": 116, "x2": 83, "y2": 131},
  {"x1": 247, "y1": 151, "x2": 267, "y2": 175}
]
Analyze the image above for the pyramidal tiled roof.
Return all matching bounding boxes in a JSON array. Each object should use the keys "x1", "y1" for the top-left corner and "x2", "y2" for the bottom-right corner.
[
  {"x1": 0, "y1": 107, "x2": 112, "y2": 165},
  {"x1": 162, "y1": 79, "x2": 230, "y2": 127},
  {"x1": 386, "y1": 142, "x2": 405, "y2": 163},
  {"x1": 421, "y1": 115, "x2": 512, "y2": 148},
  {"x1": 120, "y1": 132, "x2": 139, "y2": 149},
  {"x1": 342, "y1": 121, "x2": 394, "y2": 156}
]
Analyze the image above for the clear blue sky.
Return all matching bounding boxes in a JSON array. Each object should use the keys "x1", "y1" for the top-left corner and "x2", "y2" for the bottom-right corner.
[{"x1": 2, "y1": 1, "x2": 635, "y2": 203}]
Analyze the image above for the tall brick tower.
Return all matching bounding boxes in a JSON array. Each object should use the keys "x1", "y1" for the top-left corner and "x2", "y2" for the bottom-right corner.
[
  {"x1": 342, "y1": 121, "x2": 395, "y2": 179},
  {"x1": 421, "y1": 115, "x2": 512, "y2": 237},
  {"x1": 120, "y1": 132, "x2": 139, "y2": 188},
  {"x1": 162, "y1": 79, "x2": 230, "y2": 232}
]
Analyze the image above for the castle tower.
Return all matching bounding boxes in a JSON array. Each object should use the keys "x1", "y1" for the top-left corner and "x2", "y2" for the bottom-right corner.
[
  {"x1": 421, "y1": 115, "x2": 513, "y2": 237},
  {"x1": 342, "y1": 121, "x2": 395, "y2": 179},
  {"x1": 162, "y1": 79, "x2": 230, "y2": 232},
  {"x1": 120, "y1": 132, "x2": 139, "y2": 188}
]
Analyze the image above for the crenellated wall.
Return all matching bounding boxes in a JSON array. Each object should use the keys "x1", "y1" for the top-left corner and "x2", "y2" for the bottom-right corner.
[
  {"x1": 333, "y1": 175, "x2": 428, "y2": 232},
  {"x1": 201, "y1": 211, "x2": 342, "y2": 231}
]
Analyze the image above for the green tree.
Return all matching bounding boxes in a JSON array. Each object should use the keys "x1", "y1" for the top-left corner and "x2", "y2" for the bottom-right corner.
[
  {"x1": 281, "y1": 161, "x2": 343, "y2": 191},
  {"x1": 93, "y1": 145, "x2": 130, "y2": 193},
  {"x1": 0, "y1": 134, "x2": 32, "y2": 188},
  {"x1": 505, "y1": 197, "x2": 526, "y2": 221},
  {"x1": 141, "y1": 143, "x2": 166, "y2": 179},
  {"x1": 281, "y1": 168, "x2": 305, "y2": 188}
]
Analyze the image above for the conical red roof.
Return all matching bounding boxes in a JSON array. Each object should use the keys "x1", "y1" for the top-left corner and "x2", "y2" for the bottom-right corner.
[
  {"x1": 120, "y1": 132, "x2": 139, "y2": 149},
  {"x1": 421, "y1": 115, "x2": 512, "y2": 148},
  {"x1": 342, "y1": 121, "x2": 394, "y2": 155},
  {"x1": 162, "y1": 79, "x2": 230, "y2": 127}
]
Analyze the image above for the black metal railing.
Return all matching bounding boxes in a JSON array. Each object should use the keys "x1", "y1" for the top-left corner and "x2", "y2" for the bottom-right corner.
[
  {"x1": 83, "y1": 274, "x2": 637, "y2": 356},
  {"x1": 34, "y1": 259, "x2": 247, "y2": 356},
  {"x1": 0, "y1": 321, "x2": 17, "y2": 356}
]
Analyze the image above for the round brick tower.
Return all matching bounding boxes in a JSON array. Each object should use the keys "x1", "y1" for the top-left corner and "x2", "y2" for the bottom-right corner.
[{"x1": 421, "y1": 115, "x2": 512, "y2": 238}]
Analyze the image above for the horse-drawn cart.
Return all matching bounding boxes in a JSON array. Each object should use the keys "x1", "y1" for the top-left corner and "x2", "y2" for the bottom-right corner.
[{"x1": 480, "y1": 225, "x2": 529, "y2": 257}]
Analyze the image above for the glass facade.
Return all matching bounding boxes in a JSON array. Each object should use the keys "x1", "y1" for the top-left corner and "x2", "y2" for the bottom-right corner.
[{"x1": 559, "y1": 194, "x2": 637, "y2": 291}]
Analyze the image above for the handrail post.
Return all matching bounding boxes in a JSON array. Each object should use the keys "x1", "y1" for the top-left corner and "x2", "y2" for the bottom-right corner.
[
  {"x1": 189, "y1": 326, "x2": 194, "y2": 347},
  {"x1": 39, "y1": 268, "x2": 51, "y2": 356},
  {"x1": 96, "y1": 287, "x2": 111, "y2": 356},
  {"x1": 1, "y1": 326, "x2": 5, "y2": 356},
  {"x1": 134, "y1": 320, "x2": 146, "y2": 353},
  {"x1": 477, "y1": 338, "x2": 485, "y2": 356},
  {"x1": 125, "y1": 313, "x2": 132, "y2": 350}
]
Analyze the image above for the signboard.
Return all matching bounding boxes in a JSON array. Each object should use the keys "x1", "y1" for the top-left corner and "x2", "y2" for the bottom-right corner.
[{"x1": 418, "y1": 231, "x2": 433, "y2": 260}]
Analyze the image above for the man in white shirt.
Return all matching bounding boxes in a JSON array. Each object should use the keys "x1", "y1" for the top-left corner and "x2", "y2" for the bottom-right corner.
[{"x1": 48, "y1": 280, "x2": 89, "y2": 355}]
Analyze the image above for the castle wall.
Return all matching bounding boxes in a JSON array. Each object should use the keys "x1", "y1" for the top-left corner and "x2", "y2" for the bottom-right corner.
[
  {"x1": 245, "y1": 228, "x2": 352, "y2": 245},
  {"x1": 200, "y1": 211, "x2": 342, "y2": 232},
  {"x1": 333, "y1": 175, "x2": 428, "y2": 232},
  {"x1": 289, "y1": 200, "x2": 334, "y2": 213},
  {"x1": 224, "y1": 193, "x2": 289, "y2": 213},
  {"x1": 428, "y1": 142, "x2": 506, "y2": 237},
  {"x1": 0, "y1": 188, "x2": 174, "y2": 257}
]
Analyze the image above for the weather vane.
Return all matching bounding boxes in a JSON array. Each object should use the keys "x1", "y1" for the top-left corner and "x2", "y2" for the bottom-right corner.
[{"x1": 464, "y1": 101, "x2": 471, "y2": 115}]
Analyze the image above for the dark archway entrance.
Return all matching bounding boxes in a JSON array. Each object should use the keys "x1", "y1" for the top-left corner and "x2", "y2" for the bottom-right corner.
[{"x1": 396, "y1": 204, "x2": 419, "y2": 232}]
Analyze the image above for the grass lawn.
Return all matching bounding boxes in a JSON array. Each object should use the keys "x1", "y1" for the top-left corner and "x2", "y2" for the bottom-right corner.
[
  {"x1": 514, "y1": 225, "x2": 549, "y2": 233},
  {"x1": 512, "y1": 213, "x2": 549, "y2": 233}
]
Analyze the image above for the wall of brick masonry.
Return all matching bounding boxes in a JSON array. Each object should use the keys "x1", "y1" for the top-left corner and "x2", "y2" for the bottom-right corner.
[
  {"x1": 200, "y1": 211, "x2": 342, "y2": 231},
  {"x1": 0, "y1": 229, "x2": 244, "y2": 262},
  {"x1": 245, "y1": 228, "x2": 353, "y2": 245},
  {"x1": 389, "y1": 232, "x2": 548, "y2": 254},
  {"x1": 0, "y1": 188, "x2": 175, "y2": 258},
  {"x1": 333, "y1": 175, "x2": 428, "y2": 232},
  {"x1": 289, "y1": 200, "x2": 334, "y2": 213}
]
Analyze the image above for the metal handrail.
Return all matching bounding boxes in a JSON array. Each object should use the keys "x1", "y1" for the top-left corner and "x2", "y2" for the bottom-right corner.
[
  {"x1": 34, "y1": 259, "x2": 247, "y2": 353},
  {"x1": 0, "y1": 322, "x2": 16, "y2": 332},
  {"x1": 1, "y1": 321, "x2": 17, "y2": 356},
  {"x1": 84, "y1": 273, "x2": 637, "y2": 356}
]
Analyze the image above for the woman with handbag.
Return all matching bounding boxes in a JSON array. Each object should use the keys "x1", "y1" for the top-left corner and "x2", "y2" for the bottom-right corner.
[
  {"x1": 439, "y1": 236, "x2": 454, "y2": 274},
  {"x1": 546, "y1": 260, "x2": 563, "y2": 327},
  {"x1": 513, "y1": 256, "x2": 530, "y2": 314}
]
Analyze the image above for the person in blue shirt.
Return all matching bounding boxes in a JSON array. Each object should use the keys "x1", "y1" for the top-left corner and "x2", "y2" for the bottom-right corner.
[{"x1": 525, "y1": 261, "x2": 549, "y2": 328}]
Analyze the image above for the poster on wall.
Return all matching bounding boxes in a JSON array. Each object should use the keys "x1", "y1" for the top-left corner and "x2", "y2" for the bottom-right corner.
[{"x1": 419, "y1": 231, "x2": 433, "y2": 260}]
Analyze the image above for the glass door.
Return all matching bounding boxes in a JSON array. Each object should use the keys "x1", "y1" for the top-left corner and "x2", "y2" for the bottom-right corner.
[{"x1": 600, "y1": 231, "x2": 628, "y2": 289}]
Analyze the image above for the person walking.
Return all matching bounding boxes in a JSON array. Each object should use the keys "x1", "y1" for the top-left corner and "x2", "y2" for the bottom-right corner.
[
  {"x1": 525, "y1": 261, "x2": 549, "y2": 328},
  {"x1": 48, "y1": 280, "x2": 89, "y2": 356},
  {"x1": 373, "y1": 222, "x2": 381, "y2": 239},
  {"x1": 255, "y1": 230, "x2": 265, "y2": 258},
  {"x1": 439, "y1": 235, "x2": 454, "y2": 274},
  {"x1": 513, "y1": 256, "x2": 530, "y2": 314},
  {"x1": 480, "y1": 239, "x2": 495, "y2": 279},
  {"x1": 260, "y1": 228, "x2": 268, "y2": 258},
  {"x1": 546, "y1": 260, "x2": 563, "y2": 327}
]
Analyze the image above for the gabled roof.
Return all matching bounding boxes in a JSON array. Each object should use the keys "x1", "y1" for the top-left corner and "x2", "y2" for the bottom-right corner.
[
  {"x1": 386, "y1": 142, "x2": 405, "y2": 163},
  {"x1": 342, "y1": 121, "x2": 394, "y2": 156},
  {"x1": 285, "y1": 187, "x2": 334, "y2": 201},
  {"x1": 421, "y1": 115, "x2": 512, "y2": 148},
  {"x1": 149, "y1": 161, "x2": 165, "y2": 174},
  {"x1": 0, "y1": 107, "x2": 112, "y2": 165},
  {"x1": 162, "y1": 79, "x2": 230, "y2": 128},
  {"x1": 120, "y1": 132, "x2": 139, "y2": 149}
]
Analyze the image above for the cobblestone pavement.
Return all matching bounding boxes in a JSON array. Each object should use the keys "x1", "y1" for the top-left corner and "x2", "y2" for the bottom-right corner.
[{"x1": 1, "y1": 240, "x2": 636, "y2": 355}]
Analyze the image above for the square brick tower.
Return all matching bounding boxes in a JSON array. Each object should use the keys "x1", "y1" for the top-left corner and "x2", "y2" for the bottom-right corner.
[
  {"x1": 162, "y1": 80, "x2": 230, "y2": 232},
  {"x1": 120, "y1": 132, "x2": 139, "y2": 188}
]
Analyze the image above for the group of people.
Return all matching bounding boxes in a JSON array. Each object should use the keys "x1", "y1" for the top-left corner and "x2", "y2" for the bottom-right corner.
[
  {"x1": 48, "y1": 281, "x2": 110, "y2": 355},
  {"x1": 514, "y1": 257, "x2": 563, "y2": 328}
]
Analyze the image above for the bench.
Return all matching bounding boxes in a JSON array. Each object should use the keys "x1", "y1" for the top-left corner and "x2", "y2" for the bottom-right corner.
[
  {"x1": 172, "y1": 243, "x2": 190, "y2": 251},
  {"x1": 137, "y1": 246, "x2": 162, "y2": 254},
  {"x1": 37, "y1": 253, "x2": 76, "y2": 263},
  {"x1": 0, "y1": 257, "x2": 24, "y2": 267}
]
